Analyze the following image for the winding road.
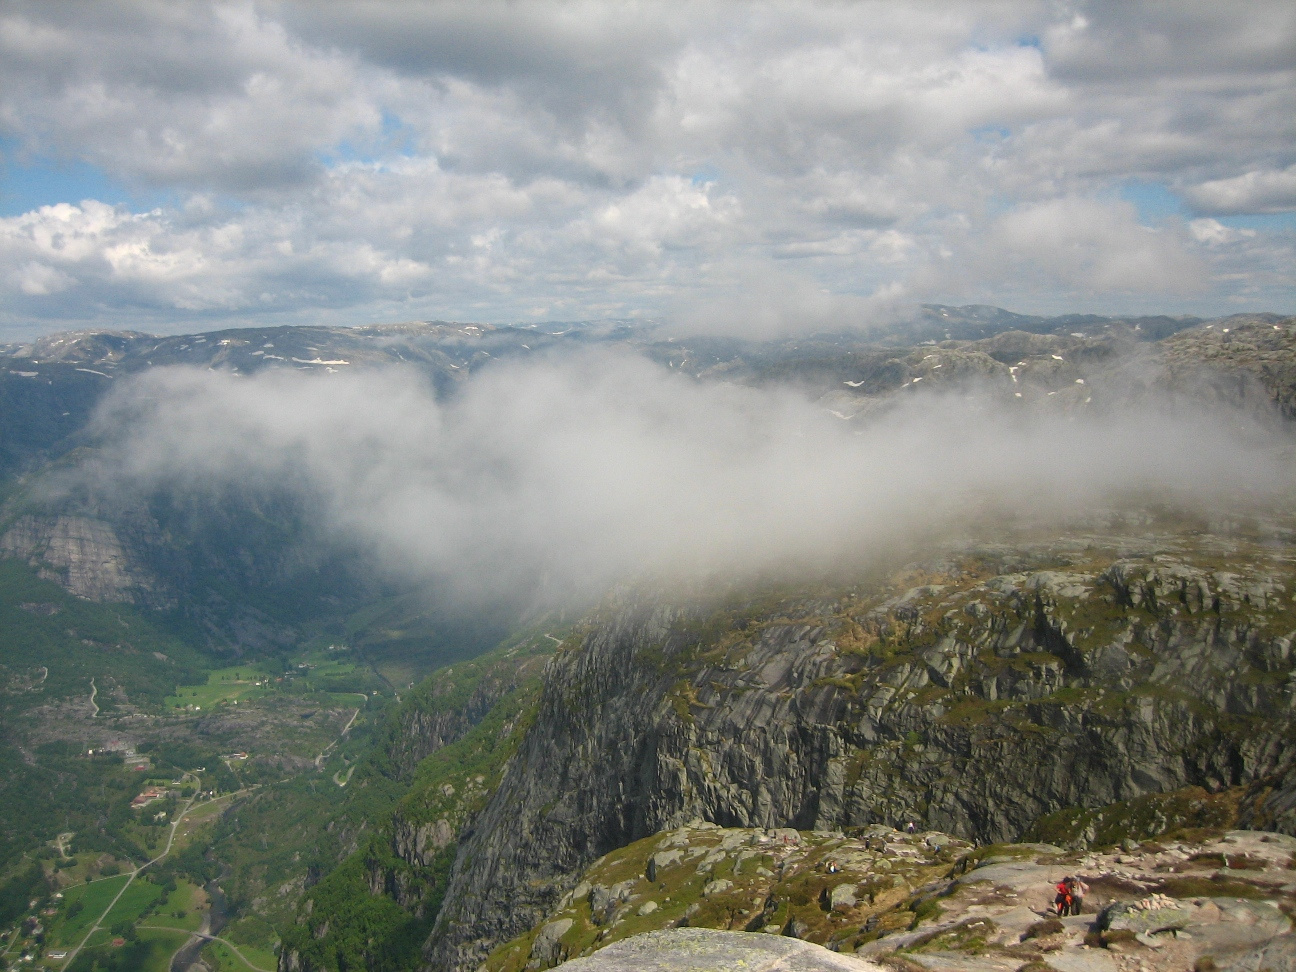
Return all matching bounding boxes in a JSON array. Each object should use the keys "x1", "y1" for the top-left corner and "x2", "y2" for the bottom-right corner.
[
  {"x1": 87, "y1": 677, "x2": 99, "y2": 717},
  {"x1": 313, "y1": 696, "x2": 364, "y2": 769}
]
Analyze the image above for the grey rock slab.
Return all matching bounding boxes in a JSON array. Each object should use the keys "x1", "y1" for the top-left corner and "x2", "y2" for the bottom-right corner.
[
  {"x1": 956, "y1": 861, "x2": 1048, "y2": 888},
  {"x1": 1216, "y1": 932, "x2": 1296, "y2": 972},
  {"x1": 1103, "y1": 901, "x2": 1193, "y2": 935},
  {"x1": 829, "y1": 883, "x2": 858, "y2": 910},
  {"x1": 647, "y1": 849, "x2": 683, "y2": 881},
  {"x1": 1042, "y1": 950, "x2": 1120, "y2": 972},
  {"x1": 978, "y1": 904, "x2": 1049, "y2": 943},
  {"x1": 1193, "y1": 898, "x2": 1293, "y2": 954},
  {"x1": 907, "y1": 955, "x2": 1019, "y2": 972},
  {"x1": 557, "y1": 928, "x2": 884, "y2": 971}
]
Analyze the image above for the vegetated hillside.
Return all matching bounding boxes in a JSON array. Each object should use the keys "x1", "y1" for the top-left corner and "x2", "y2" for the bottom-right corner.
[
  {"x1": 275, "y1": 630, "x2": 555, "y2": 972},
  {"x1": 0, "y1": 558, "x2": 211, "y2": 872},
  {"x1": 424, "y1": 521, "x2": 1296, "y2": 971}
]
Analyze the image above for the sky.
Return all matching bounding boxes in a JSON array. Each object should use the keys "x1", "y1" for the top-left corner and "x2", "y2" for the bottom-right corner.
[{"x1": 1, "y1": 0, "x2": 1294, "y2": 341}]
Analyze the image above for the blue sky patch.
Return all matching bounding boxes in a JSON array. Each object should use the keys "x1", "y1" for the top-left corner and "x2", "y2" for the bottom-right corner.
[
  {"x1": 1120, "y1": 181, "x2": 1185, "y2": 222},
  {"x1": 0, "y1": 142, "x2": 135, "y2": 216}
]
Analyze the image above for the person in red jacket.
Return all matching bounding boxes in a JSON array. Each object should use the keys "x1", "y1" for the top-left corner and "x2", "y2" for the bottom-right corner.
[{"x1": 1054, "y1": 878, "x2": 1073, "y2": 917}]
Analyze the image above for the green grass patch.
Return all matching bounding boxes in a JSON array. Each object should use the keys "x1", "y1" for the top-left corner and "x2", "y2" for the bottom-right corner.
[
  {"x1": 1156, "y1": 876, "x2": 1270, "y2": 899},
  {"x1": 908, "y1": 916, "x2": 994, "y2": 953},
  {"x1": 165, "y1": 665, "x2": 270, "y2": 710},
  {"x1": 1023, "y1": 785, "x2": 1242, "y2": 849},
  {"x1": 134, "y1": 927, "x2": 194, "y2": 972},
  {"x1": 99, "y1": 876, "x2": 164, "y2": 929},
  {"x1": 225, "y1": 913, "x2": 279, "y2": 953},
  {"x1": 203, "y1": 937, "x2": 278, "y2": 972},
  {"x1": 178, "y1": 797, "x2": 230, "y2": 828},
  {"x1": 138, "y1": 878, "x2": 203, "y2": 932},
  {"x1": 51, "y1": 874, "x2": 130, "y2": 945}
]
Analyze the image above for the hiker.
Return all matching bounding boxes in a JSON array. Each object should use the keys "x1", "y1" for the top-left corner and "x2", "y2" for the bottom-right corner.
[
  {"x1": 1067, "y1": 876, "x2": 1088, "y2": 915},
  {"x1": 906, "y1": 821, "x2": 916, "y2": 834},
  {"x1": 1054, "y1": 878, "x2": 1073, "y2": 917}
]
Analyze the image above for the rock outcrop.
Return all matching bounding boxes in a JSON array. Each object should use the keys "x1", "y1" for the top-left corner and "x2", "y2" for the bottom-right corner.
[
  {"x1": 556, "y1": 928, "x2": 883, "y2": 971},
  {"x1": 425, "y1": 534, "x2": 1296, "y2": 970},
  {"x1": 0, "y1": 513, "x2": 168, "y2": 604},
  {"x1": 483, "y1": 822, "x2": 1296, "y2": 972},
  {"x1": 484, "y1": 821, "x2": 1296, "y2": 972}
]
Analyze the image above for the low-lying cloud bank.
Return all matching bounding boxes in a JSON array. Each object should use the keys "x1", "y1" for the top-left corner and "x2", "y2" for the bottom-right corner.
[{"x1": 82, "y1": 351, "x2": 1292, "y2": 606}]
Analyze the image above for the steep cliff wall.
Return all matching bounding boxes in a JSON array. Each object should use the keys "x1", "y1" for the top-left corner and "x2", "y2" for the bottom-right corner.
[
  {"x1": 425, "y1": 533, "x2": 1296, "y2": 971},
  {"x1": 0, "y1": 512, "x2": 169, "y2": 605}
]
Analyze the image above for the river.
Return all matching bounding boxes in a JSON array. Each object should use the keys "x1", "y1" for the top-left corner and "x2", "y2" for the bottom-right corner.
[{"x1": 169, "y1": 871, "x2": 229, "y2": 972}]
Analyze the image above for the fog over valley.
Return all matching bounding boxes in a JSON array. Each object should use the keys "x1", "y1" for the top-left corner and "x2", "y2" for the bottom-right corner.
[{"x1": 79, "y1": 349, "x2": 1294, "y2": 608}]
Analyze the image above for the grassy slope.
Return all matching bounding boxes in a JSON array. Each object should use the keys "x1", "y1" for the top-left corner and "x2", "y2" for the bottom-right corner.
[{"x1": 0, "y1": 559, "x2": 207, "y2": 709}]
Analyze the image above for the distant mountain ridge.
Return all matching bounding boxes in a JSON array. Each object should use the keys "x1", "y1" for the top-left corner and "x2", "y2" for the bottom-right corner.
[{"x1": 2, "y1": 304, "x2": 1289, "y2": 481}]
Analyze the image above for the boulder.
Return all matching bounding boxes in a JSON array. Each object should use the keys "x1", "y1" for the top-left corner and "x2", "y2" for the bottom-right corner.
[
  {"x1": 829, "y1": 883, "x2": 858, "y2": 911},
  {"x1": 646, "y1": 849, "x2": 682, "y2": 881},
  {"x1": 1101, "y1": 896, "x2": 1193, "y2": 936},
  {"x1": 527, "y1": 918, "x2": 572, "y2": 969}
]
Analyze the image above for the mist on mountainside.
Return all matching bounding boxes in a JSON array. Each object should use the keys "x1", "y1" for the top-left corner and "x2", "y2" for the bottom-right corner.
[{"x1": 67, "y1": 347, "x2": 1293, "y2": 609}]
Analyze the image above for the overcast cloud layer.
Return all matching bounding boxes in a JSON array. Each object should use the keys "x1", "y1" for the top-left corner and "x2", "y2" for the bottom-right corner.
[
  {"x1": 84, "y1": 355, "x2": 1293, "y2": 607},
  {"x1": 2, "y1": 1, "x2": 1294, "y2": 339}
]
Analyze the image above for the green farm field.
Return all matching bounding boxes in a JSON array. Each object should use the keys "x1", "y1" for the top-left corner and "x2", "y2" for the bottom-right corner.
[
  {"x1": 66, "y1": 928, "x2": 187, "y2": 972},
  {"x1": 203, "y1": 937, "x2": 278, "y2": 972},
  {"x1": 137, "y1": 879, "x2": 204, "y2": 933},
  {"x1": 165, "y1": 666, "x2": 270, "y2": 710},
  {"x1": 50, "y1": 874, "x2": 129, "y2": 946},
  {"x1": 83, "y1": 877, "x2": 164, "y2": 947},
  {"x1": 136, "y1": 927, "x2": 193, "y2": 971}
]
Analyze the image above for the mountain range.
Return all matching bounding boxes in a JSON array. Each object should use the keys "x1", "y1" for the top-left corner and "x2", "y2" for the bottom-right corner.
[{"x1": 1, "y1": 305, "x2": 1294, "y2": 972}]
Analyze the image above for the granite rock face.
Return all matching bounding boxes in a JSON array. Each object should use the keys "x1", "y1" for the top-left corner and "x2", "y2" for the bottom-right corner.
[
  {"x1": 1219, "y1": 934, "x2": 1296, "y2": 972},
  {"x1": 388, "y1": 661, "x2": 533, "y2": 776},
  {"x1": 424, "y1": 535, "x2": 1296, "y2": 971},
  {"x1": 0, "y1": 513, "x2": 168, "y2": 605},
  {"x1": 556, "y1": 928, "x2": 883, "y2": 972}
]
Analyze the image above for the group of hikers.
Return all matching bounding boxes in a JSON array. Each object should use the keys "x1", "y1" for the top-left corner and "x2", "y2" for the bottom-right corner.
[{"x1": 1053, "y1": 875, "x2": 1089, "y2": 916}]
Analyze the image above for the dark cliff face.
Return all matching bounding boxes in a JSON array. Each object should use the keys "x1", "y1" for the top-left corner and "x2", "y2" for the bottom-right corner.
[{"x1": 424, "y1": 532, "x2": 1296, "y2": 971}]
